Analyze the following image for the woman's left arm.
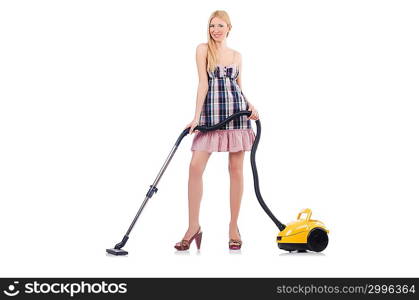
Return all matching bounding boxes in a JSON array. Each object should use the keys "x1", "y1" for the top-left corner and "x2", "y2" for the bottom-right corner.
[{"x1": 236, "y1": 52, "x2": 259, "y2": 120}]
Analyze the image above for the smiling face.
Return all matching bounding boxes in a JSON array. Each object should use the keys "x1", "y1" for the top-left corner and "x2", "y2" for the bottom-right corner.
[{"x1": 209, "y1": 16, "x2": 230, "y2": 42}]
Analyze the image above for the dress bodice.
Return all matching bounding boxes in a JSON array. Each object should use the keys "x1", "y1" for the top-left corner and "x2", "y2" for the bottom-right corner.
[{"x1": 208, "y1": 64, "x2": 239, "y2": 80}]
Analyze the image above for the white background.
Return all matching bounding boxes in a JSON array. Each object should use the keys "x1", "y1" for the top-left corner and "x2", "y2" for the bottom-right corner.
[{"x1": 1, "y1": 0, "x2": 418, "y2": 277}]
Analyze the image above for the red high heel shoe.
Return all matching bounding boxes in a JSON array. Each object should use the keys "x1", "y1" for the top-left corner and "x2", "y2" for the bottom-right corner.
[
  {"x1": 174, "y1": 227, "x2": 203, "y2": 251},
  {"x1": 229, "y1": 228, "x2": 242, "y2": 250}
]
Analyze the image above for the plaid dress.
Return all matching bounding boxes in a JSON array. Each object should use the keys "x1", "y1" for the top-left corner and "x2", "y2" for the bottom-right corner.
[
  {"x1": 199, "y1": 64, "x2": 252, "y2": 130},
  {"x1": 191, "y1": 64, "x2": 255, "y2": 153}
]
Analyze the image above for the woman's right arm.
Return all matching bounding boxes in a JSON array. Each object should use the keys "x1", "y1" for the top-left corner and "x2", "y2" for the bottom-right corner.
[{"x1": 187, "y1": 43, "x2": 209, "y2": 134}]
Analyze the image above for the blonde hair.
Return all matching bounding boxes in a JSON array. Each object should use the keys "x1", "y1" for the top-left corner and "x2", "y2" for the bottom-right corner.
[{"x1": 206, "y1": 10, "x2": 232, "y2": 73}]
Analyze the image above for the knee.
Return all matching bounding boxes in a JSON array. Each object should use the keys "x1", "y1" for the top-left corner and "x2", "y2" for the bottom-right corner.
[
  {"x1": 189, "y1": 161, "x2": 205, "y2": 176},
  {"x1": 228, "y1": 162, "x2": 243, "y2": 176}
]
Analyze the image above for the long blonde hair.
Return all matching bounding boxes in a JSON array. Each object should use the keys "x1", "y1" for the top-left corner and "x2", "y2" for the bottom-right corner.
[{"x1": 207, "y1": 10, "x2": 232, "y2": 73}]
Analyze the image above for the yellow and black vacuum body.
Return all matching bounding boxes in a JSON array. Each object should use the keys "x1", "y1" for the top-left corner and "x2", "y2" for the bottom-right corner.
[
  {"x1": 107, "y1": 110, "x2": 329, "y2": 255},
  {"x1": 277, "y1": 209, "x2": 329, "y2": 252}
]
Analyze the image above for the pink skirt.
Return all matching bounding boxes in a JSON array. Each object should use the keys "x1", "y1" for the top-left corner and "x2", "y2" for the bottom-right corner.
[{"x1": 191, "y1": 128, "x2": 256, "y2": 153}]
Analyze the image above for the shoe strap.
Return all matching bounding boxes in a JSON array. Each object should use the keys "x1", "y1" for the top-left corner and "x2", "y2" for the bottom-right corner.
[
  {"x1": 180, "y1": 240, "x2": 190, "y2": 247},
  {"x1": 229, "y1": 239, "x2": 242, "y2": 245}
]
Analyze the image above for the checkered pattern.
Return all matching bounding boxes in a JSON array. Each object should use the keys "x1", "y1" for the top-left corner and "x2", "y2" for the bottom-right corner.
[{"x1": 199, "y1": 65, "x2": 252, "y2": 130}]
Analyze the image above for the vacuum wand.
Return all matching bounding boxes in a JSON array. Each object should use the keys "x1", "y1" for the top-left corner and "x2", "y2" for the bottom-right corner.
[
  {"x1": 106, "y1": 143, "x2": 181, "y2": 255},
  {"x1": 106, "y1": 110, "x2": 285, "y2": 256}
]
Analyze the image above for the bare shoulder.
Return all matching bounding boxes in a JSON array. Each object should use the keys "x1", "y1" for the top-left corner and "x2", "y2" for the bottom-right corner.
[
  {"x1": 196, "y1": 43, "x2": 208, "y2": 53},
  {"x1": 232, "y1": 49, "x2": 242, "y2": 64},
  {"x1": 232, "y1": 49, "x2": 242, "y2": 57}
]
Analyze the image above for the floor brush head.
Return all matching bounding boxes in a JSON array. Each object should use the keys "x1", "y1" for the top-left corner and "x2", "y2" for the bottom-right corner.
[{"x1": 106, "y1": 248, "x2": 128, "y2": 256}]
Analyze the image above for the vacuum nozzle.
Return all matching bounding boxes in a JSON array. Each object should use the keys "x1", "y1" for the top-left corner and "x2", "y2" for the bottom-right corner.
[
  {"x1": 106, "y1": 235, "x2": 129, "y2": 256},
  {"x1": 106, "y1": 248, "x2": 128, "y2": 255}
]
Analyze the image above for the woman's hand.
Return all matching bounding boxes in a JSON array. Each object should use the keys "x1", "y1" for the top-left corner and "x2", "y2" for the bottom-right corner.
[
  {"x1": 185, "y1": 119, "x2": 200, "y2": 135},
  {"x1": 247, "y1": 104, "x2": 259, "y2": 120}
]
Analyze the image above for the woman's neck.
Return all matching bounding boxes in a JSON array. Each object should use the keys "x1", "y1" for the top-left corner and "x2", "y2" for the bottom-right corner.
[{"x1": 214, "y1": 40, "x2": 227, "y2": 51}]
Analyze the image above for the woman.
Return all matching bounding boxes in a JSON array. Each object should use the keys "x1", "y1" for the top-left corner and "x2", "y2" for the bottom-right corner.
[{"x1": 174, "y1": 10, "x2": 259, "y2": 251}]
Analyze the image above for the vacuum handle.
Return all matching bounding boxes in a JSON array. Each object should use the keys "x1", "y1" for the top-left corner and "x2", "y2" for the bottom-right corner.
[
  {"x1": 176, "y1": 110, "x2": 251, "y2": 146},
  {"x1": 194, "y1": 110, "x2": 252, "y2": 132},
  {"x1": 191, "y1": 110, "x2": 251, "y2": 132}
]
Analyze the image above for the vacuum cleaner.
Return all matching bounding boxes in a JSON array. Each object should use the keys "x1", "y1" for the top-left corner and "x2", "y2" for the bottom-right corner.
[{"x1": 106, "y1": 110, "x2": 329, "y2": 255}]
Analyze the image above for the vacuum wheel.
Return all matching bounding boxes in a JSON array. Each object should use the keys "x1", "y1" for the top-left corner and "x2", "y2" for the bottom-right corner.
[{"x1": 307, "y1": 228, "x2": 328, "y2": 252}]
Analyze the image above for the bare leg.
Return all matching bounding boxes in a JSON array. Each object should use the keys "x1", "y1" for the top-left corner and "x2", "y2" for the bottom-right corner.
[
  {"x1": 176, "y1": 150, "x2": 211, "y2": 244},
  {"x1": 228, "y1": 150, "x2": 245, "y2": 240}
]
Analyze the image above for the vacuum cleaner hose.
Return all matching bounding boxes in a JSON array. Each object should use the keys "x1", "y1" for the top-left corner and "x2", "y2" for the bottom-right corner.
[{"x1": 181, "y1": 110, "x2": 286, "y2": 231}]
